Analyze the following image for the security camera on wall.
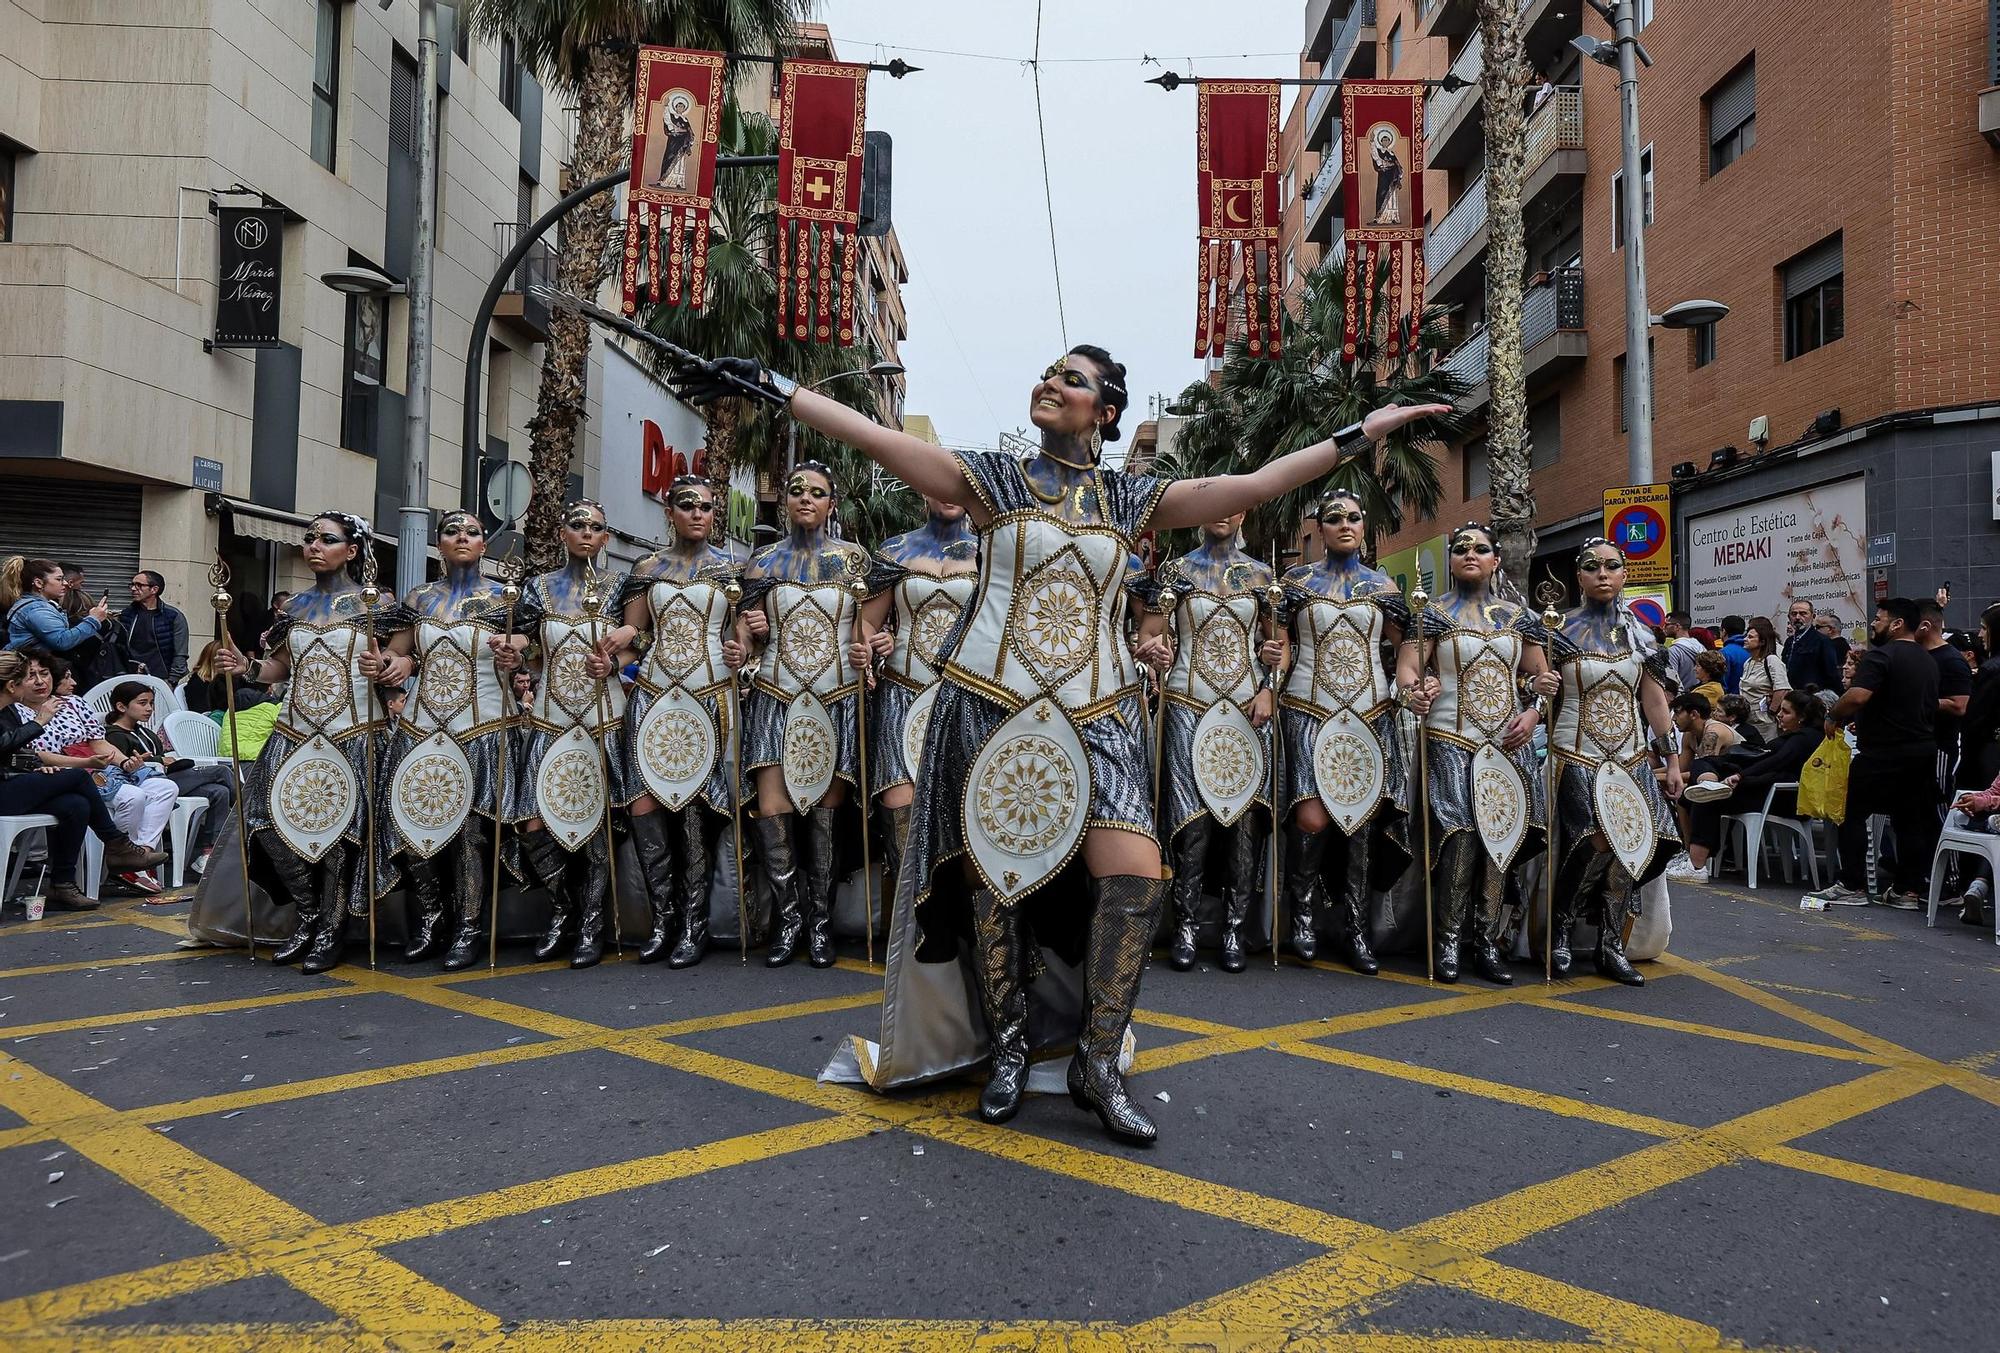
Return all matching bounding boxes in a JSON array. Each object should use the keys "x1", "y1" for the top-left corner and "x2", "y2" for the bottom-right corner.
[{"x1": 1748, "y1": 415, "x2": 1770, "y2": 449}]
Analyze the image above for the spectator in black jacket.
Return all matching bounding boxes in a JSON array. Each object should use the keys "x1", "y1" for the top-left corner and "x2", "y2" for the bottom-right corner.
[
  {"x1": 1667, "y1": 689, "x2": 1824, "y2": 884},
  {"x1": 1783, "y1": 599, "x2": 1843, "y2": 694},
  {"x1": 1957, "y1": 603, "x2": 2000, "y2": 793}
]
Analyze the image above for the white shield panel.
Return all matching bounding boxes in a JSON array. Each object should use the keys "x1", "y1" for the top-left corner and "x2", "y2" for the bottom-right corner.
[
  {"x1": 269, "y1": 733, "x2": 358, "y2": 864},
  {"x1": 535, "y1": 724, "x2": 607, "y2": 853},
  {"x1": 781, "y1": 690, "x2": 838, "y2": 812},
  {"x1": 1311, "y1": 708, "x2": 1387, "y2": 836},
  {"x1": 637, "y1": 684, "x2": 717, "y2": 812},
  {"x1": 1469, "y1": 742, "x2": 1532, "y2": 872},
  {"x1": 902, "y1": 682, "x2": 939, "y2": 782},
  {"x1": 389, "y1": 730, "x2": 474, "y2": 860},
  {"x1": 1592, "y1": 756, "x2": 1660, "y2": 883},
  {"x1": 962, "y1": 699, "x2": 1092, "y2": 903},
  {"x1": 1192, "y1": 699, "x2": 1264, "y2": 827}
]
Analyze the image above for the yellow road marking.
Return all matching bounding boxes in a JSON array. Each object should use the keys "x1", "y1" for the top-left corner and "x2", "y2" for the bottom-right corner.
[
  {"x1": 1518, "y1": 990, "x2": 1882, "y2": 1065},
  {"x1": 0, "y1": 947, "x2": 205, "y2": 980},
  {"x1": 1, "y1": 983, "x2": 359, "y2": 1041}
]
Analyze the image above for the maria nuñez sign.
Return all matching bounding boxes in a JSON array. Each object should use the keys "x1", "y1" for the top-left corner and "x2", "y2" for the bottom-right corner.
[{"x1": 215, "y1": 205, "x2": 284, "y2": 348}]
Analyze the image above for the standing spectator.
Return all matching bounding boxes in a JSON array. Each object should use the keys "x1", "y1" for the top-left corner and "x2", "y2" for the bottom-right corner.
[
  {"x1": 1918, "y1": 597, "x2": 1973, "y2": 785},
  {"x1": 1740, "y1": 617, "x2": 1793, "y2": 741},
  {"x1": 1, "y1": 557, "x2": 109, "y2": 661},
  {"x1": 118, "y1": 570, "x2": 190, "y2": 685},
  {"x1": 1816, "y1": 612, "x2": 1851, "y2": 671},
  {"x1": 1719, "y1": 616, "x2": 1750, "y2": 693},
  {"x1": 1689, "y1": 648, "x2": 1728, "y2": 709},
  {"x1": 60, "y1": 564, "x2": 89, "y2": 625},
  {"x1": 1661, "y1": 611, "x2": 1706, "y2": 692},
  {"x1": 1805, "y1": 598, "x2": 1941, "y2": 909},
  {"x1": 103, "y1": 681, "x2": 236, "y2": 879},
  {"x1": 1958, "y1": 603, "x2": 2000, "y2": 792},
  {"x1": 1782, "y1": 599, "x2": 1842, "y2": 692},
  {"x1": 256, "y1": 591, "x2": 292, "y2": 659}
]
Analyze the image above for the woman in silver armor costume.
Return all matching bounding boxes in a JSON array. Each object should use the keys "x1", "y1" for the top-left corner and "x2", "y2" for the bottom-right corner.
[
  {"x1": 852, "y1": 494, "x2": 979, "y2": 935},
  {"x1": 1134, "y1": 512, "x2": 1276, "y2": 974},
  {"x1": 1397, "y1": 522, "x2": 1554, "y2": 985},
  {"x1": 505, "y1": 500, "x2": 639, "y2": 971},
  {"x1": 674, "y1": 343, "x2": 1446, "y2": 1145},
  {"x1": 1543, "y1": 537, "x2": 1682, "y2": 985},
  {"x1": 1267, "y1": 490, "x2": 1410, "y2": 976},
  {"x1": 213, "y1": 512, "x2": 405, "y2": 975},
  {"x1": 732, "y1": 462, "x2": 878, "y2": 969},
  {"x1": 620, "y1": 476, "x2": 740, "y2": 967},
  {"x1": 380, "y1": 510, "x2": 524, "y2": 970}
]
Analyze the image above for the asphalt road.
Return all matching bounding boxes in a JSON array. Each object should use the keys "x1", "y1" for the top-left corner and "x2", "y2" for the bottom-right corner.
[{"x1": 1, "y1": 872, "x2": 1996, "y2": 1351}]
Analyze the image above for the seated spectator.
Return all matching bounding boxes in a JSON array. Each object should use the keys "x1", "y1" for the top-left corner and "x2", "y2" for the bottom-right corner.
[
  {"x1": 214, "y1": 698, "x2": 281, "y2": 761},
  {"x1": 1673, "y1": 692, "x2": 1740, "y2": 778},
  {"x1": 511, "y1": 669, "x2": 535, "y2": 715},
  {"x1": 0, "y1": 650, "x2": 170, "y2": 907},
  {"x1": 1, "y1": 557, "x2": 110, "y2": 663},
  {"x1": 1689, "y1": 648, "x2": 1728, "y2": 710},
  {"x1": 181, "y1": 639, "x2": 274, "y2": 714},
  {"x1": 103, "y1": 681, "x2": 237, "y2": 879},
  {"x1": 1668, "y1": 690, "x2": 1823, "y2": 884},
  {"x1": 1716, "y1": 693, "x2": 1767, "y2": 750}
]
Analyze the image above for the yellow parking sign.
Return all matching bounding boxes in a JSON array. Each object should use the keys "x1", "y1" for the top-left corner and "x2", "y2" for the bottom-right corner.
[{"x1": 1603, "y1": 484, "x2": 1673, "y2": 588}]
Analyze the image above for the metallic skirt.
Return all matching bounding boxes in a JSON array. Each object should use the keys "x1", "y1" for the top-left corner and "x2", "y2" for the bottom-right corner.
[
  {"x1": 743, "y1": 687, "x2": 861, "y2": 788},
  {"x1": 1554, "y1": 756, "x2": 1681, "y2": 884},
  {"x1": 1278, "y1": 704, "x2": 1410, "y2": 822},
  {"x1": 1161, "y1": 699, "x2": 1273, "y2": 842},
  {"x1": 240, "y1": 725, "x2": 400, "y2": 914},
  {"x1": 868, "y1": 679, "x2": 921, "y2": 797},
  {"x1": 625, "y1": 683, "x2": 737, "y2": 815}
]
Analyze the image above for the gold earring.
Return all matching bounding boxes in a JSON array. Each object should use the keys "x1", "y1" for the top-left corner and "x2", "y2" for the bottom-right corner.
[{"x1": 1089, "y1": 425, "x2": 1103, "y2": 459}]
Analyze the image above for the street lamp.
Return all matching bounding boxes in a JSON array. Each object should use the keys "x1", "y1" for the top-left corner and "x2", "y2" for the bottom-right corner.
[
  {"x1": 785, "y1": 362, "x2": 907, "y2": 474},
  {"x1": 320, "y1": 265, "x2": 404, "y2": 296}
]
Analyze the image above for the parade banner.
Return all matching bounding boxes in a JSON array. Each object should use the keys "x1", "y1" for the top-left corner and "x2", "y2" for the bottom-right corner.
[
  {"x1": 1602, "y1": 484, "x2": 1673, "y2": 588},
  {"x1": 1341, "y1": 82, "x2": 1427, "y2": 361},
  {"x1": 621, "y1": 46, "x2": 727, "y2": 315},
  {"x1": 776, "y1": 59, "x2": 868, "y2": 345},
  {"x1": 1194, "y1": 80, "x2": 1282, "y2": 360},
  {"x1": 1685, "y1": 477, "x2": 1867, "y2": 629}
]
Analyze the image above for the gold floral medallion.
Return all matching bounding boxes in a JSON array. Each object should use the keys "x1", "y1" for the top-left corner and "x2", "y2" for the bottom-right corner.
[
  {"x1": 974, "y1": 733, "x2": 1080, "y2": 856},
  {"x1": 1462, "y1": 653, "x2": 1517, "y2": 735},
  {"x1": 1194, "y1": 723, "x2": 1258, "y2": 800},
  {"x1": 1193, "y1": 611, "x2": 1251, "y2": 692}
]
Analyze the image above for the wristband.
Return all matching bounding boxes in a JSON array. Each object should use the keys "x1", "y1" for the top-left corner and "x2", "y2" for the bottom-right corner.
[{"x1": 764, "y1": 370, "x2": 799, "y2": 403}]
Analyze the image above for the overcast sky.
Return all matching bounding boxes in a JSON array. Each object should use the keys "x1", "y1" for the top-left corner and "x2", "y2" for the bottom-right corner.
[{"x1": 820, "y1": 1, "x2": 1300, "y2": 452}]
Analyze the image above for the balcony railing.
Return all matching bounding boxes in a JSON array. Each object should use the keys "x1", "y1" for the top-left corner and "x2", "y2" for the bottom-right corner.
[
  {"x1": 494, "y1": 222, "x2": 557, "y2": 294},
  {"x1": 1423, "y1": 89, "x2": 1583, "y2": 276},
  {"x1": 1439, "y1": 266, "x2": 1584, "y2": 390},
  {"x1": 1417, "y1": 0, "x2": 1450, "y2": 25},
  {"x1": 1425, "y1": 29, "x2": 1482, "y2": 138},
  {"x1": 1425, "y1": 172, "x2": 1486, "y2": 274},
  {"x1": 1306, "y1": 74, "x2": 1335, "y2": 140},
  {"x1": 1304, "y1": 137, "x2": 1344, "y2": 204},
  {"x1": 1306, "y1": 2, "x2": 1375, "y2": 133}
]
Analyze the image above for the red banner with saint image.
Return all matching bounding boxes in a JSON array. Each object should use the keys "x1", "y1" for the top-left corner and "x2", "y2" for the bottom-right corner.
[
  {"x1": 1194, "y1": 81, "x2": 1282, "y2": 360},
  {"x1": 777, "y1": 59, "x2": 868, "y2": 346},
  {"x1": 1340, "y1": 81, "x2": 1427, "y2": 361},
  {"x1": 621, "y1": 46, "x2": 727, "y2": 316}
]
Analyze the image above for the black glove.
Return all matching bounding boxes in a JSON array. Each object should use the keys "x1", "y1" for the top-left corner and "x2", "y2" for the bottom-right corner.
[{"x1": 668, "y1": 355, "x2": 791, "y2": 408}]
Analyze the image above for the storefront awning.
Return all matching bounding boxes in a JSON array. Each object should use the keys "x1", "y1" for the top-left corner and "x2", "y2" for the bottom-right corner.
[{"x1": 206, "y1": 493, "x2": 313, "y2": 546}]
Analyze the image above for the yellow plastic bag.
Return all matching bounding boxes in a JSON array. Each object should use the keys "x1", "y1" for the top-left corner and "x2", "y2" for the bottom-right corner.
[{"x1": 1796, "y1": 735, "x2": 1851, "y2": 823}]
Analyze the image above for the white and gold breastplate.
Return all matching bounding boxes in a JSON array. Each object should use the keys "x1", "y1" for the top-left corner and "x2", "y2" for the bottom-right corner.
[
  {"x1": 885, "y1": 573, "x2": 975, "y2": 689},
  {"x1": 1167, "y1": 591, "x2": 1261, "y2": 706},
  {"x1": 1284, "y1": 595, "x2": 1391, "y2": 718},
  {"x1": 755, "y1": 582, "x2": 862, "y2": 700},
  {"x1": 406, "y1": 617, "x2": 509, "y2": 739},
  {"x1": 945, "y1": 515, "x2": 1132, "y2": 717},
  {"x1": 1551, "y1": 646, "x2": 1645, "y2": 765},
  {"x1": 282, "y1": 620, "x2": 376, "y2": 741},
  {"x1": 1426, "y1": 629, "x2": 1524, "y2": 747},
  {"x1": 639, "y1": 577, "x2": 732, "y2": 697},
  {"x1": 534, "y1": 613, "x2": 626, "y2": 733}
]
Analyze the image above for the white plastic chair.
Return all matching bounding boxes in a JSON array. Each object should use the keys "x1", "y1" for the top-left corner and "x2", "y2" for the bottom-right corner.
[
  {"x1": 1926, "y1": 809, "x2": 2000, "y2": 946},
  {"x1": 83, "y1": 674, "x2": 182, "y2": 727},
  {"x1": 83, "y1": 795, "x2": 207, "y2": 891},
  {"x1": 1718, "y1": 781, "x2": 1824, "y2": 890},
  {"x1": 1, "y1": 813, "x2": 59, "y2": 903},
  {"x1": 163, "y1": 710, "x2": 226, "y2": 764}
]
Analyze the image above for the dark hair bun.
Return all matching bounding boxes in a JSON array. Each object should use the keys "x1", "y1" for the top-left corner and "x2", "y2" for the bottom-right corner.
[{"x1": 1067, "y1": 344, "x2": 1129, "y2": 443}]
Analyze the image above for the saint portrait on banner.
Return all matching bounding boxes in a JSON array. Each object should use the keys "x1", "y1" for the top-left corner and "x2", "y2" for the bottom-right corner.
[
  {"x1": 1368, "y1": 124, "x2": 1407, "y2": 227},
  {"x1": 647, "y1": 88, "x2": 705, "y2": 191}
]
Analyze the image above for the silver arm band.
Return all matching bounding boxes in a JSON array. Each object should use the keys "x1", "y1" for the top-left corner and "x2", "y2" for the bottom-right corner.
[{"x1": 765, "y1": 370, "x2": 799, "y2": 403}]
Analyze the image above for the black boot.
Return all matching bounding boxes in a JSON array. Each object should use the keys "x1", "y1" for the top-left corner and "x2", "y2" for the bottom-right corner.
[
  {"x1": 517, "y1": 828, "x2": 574, "y2": 962},
  {"x1": 803, "y1": 806, "x2": 838, "y2": 968},
  {"x1": 569, "y1": 834, "x2": 611, "y2": 970},
  {"x1": 1433, "y1": 832, "x2": 1478, "y2": 984},
  {"x1": 300, "y1": 844, "x2": 349, "y2": 976},
  {"x1": 440, "y1": 825, "x2": 487, "y2": 972},
  {"x1": 1283, "y1": 822, "x2": 1328, "y2": 962},
  {"x1": 1332, "y1": 824, "x2": 1379, "y2": 975},
  {"x1": 757, "y1": 815, "x2": 804, "y2": 967},
  {"x1": 1546, "y1": 845, "x2": 1601, "y2": 978},
  {"x1": 1168, "y1": 815, "x2": 1209, "y2": 971},
  {"x1": 1595, "y1": 867, "x2": 1645, "y2": 986},
  {"x1": 1467, "y1": 852, "x2": 1514, "y2": 986},
  {"x1": 629, "y1": 811, "x2": 677, "y2": 964},
  {"x1": 261, "y1": 837, "x2": 317, "y2": 966},
  {"x1": 668, "y1": 806, "x2": 714, "y2": 968},
  {"x1": 968, "y1": 887, "x2": 1028, "y2": 1124},
  {"x1": 1069, "y1": 874, "x2": 1168, "y2": 1146},
  {"x1": 402, "y1": 854, "x2": 447, "y2": 963},
  {"x1": 1218, "y1": 818, "x2": 1257, "y2": 973}
]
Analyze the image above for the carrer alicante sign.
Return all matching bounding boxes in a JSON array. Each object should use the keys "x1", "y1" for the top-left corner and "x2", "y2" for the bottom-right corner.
[{"x1": 215, "y1": 205, "x2": 285, "y2": 348}]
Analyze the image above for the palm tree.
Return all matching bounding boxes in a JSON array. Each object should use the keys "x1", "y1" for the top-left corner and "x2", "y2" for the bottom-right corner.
[
  {"x1": 1172, "y1": 254, "x2": 1469, "y2": 563},
  {"x1": 1476, "y1": 1, "x2": 1536, "y2": 570},
  {"x1": 465, "y1": 0, "x2": 810, "y2": 570}
]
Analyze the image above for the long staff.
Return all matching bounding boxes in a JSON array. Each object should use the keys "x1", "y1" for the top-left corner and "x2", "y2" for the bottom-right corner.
[
  {"x1": 584, "y1": 563, "x2": 624, "y2": 957},
  {"x1": 360, "y1": 556, "x2": 383, "y2": 971},
  {"x1": 723, "y1": 579, "x2": 751, "y2": 964},
  {"x1": 1536, "y1": 583, "x2": 1566, "y2": 984},
  {"x1": 1408, "y1": 577, "x2": 1434, "y2": 983},
  {"x1": 1262, "y1": 572, "x2": 1286, "y2": 971},
  {"x1": 490, "y1": 557, "x2": 523, "y2": 969},
  {"x1": 209, "y1": 561, "x2": 257, "y2": 962},
  {"x1": 848, "y1": 577, "x2": 876, "y2": 965}
]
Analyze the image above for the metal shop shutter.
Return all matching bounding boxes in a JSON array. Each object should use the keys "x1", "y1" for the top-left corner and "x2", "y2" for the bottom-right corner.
[{"x1": 0, "y1": 476, "x2": 144, "y2": 595}]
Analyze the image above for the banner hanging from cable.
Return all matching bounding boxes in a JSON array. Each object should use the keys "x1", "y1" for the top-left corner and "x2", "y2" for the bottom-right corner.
[
  {"x1": 776, "y1": 59, "x2": 869, "y2": 346},
  {"x1": 1341, "y1": 81, "x2": 1427, "y2": 361},
  {"x1": 621, "y1": 46, "x2": 727, "y2": 316},
  {"x1": 1194, "y1": 80, "x2": 1282, "y2": 360}
]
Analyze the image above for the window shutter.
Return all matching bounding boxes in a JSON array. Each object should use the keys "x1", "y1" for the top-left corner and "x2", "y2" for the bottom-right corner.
[
  {"x1": 1710, "y1": 60, "x2": 1755, "y2": 140},
  {"x1": 1784, "y1": 235, "x2": 1843, "y2": 299}
]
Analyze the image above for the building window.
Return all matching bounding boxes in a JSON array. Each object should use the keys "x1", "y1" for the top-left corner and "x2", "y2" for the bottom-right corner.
[
  {"x1": 1611, "y1": 145, "x2": 1654, "y2": 248},
  {"x1": 390, "y1": 48, "x2": 419, "y2": 159},
  {"x1": 341, "y1": 279, "x2": 386, "y2": 457},
  {"x1": 1692, "y1": 321, "x2": 1717, "y2": 368},
  {"x1": 500, "y1": 35, "x2": 521, "y2": 117},
  {"x1": 0, "y1": 143, "x2": 14, "y2": 243},
  {"x1": 1706, "y1": 57, "x2": 1756, "y2": 175},
  {"x1": 1783, "y1": 234, "x2": 1844, "y2": 360},
  {"x1": 1615, "y1": 340, "x2": 1656, "y2": 433},
  {"x1": 1387, "y1": 19, "x2": 1403, "y2": 71},
  {"x1": 1462, "y1": 436, "x2": 1489, "y2": 502},
  {"x1": 1635, "y1": 0, "x2": 1654, "y2": 31},
  {"x1": 452, "y1": 4, "x2": 470, "y2": 62},
  {"x1": 311, "y1": 0, "x2": 342, "y2": 171}
]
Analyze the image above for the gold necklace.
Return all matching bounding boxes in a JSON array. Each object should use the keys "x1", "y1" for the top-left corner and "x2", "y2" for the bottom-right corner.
[{"x1": 1040, "y1": 448, "x2": 1096, "y2": 471}]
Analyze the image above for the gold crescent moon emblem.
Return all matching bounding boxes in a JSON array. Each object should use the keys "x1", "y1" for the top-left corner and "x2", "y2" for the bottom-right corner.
[{"x1": 1225, "y1": 195, "x2": 1250, "y2": 225}]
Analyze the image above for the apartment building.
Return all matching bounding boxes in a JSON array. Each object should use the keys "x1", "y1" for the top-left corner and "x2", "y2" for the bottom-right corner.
[
  {"x1": 1285, "y1": 0, "x2": 2000, "y2": 624},
  {"x1": 0, "y1": 0, "x2": 573, "y2": 615}
]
